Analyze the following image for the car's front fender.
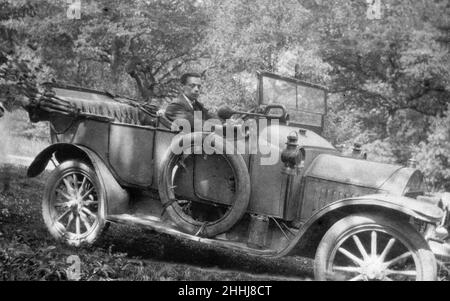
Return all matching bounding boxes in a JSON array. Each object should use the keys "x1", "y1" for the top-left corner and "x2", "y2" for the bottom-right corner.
[
  {"x1": 326, "y1": 194, "x2": 444, "y2": 223},
  {"x1": 274, "y1": 194, "x2": 444, "y2": 258}
]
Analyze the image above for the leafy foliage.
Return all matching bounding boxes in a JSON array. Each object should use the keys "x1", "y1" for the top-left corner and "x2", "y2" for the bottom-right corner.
[
  {"x1": 313, "y1": 0, "x2": 450, "y2": 186},
  {"x1": 414, "y1": 106, "x2": 450, "y2": 191},
  {"x1": 0, "y1": 1, "x2": 449, "y2": 187}
]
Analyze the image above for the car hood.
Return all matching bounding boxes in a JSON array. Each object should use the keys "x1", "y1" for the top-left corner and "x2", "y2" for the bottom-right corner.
[
  {"x1": 304, "y1": 154, "x2": 422, "y2": 195},
  {"x1": 259, "y1": 124, "x2": 335, "y2": 150}
]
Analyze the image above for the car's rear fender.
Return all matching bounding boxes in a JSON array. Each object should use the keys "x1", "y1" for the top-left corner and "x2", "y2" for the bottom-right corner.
[
  {"x1": 275, "y1": 194, "x2": 444, "y2": 258},
  {"x1": 28, "y1": 143, "x2": 129, "y2": 215}
]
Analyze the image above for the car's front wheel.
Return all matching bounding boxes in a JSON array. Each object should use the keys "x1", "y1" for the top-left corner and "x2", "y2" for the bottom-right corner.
[
  {"x1": 42, "y1": 160, "x2": 107, "y2": 247},
  {"x1": 314, "y1": 213, "x2": 437, "y2": 281}
]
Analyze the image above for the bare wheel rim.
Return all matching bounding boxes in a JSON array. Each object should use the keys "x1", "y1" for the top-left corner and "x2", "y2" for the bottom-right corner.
[
  {"x1": 327, "y1": 225, "x2": 422, "y2": 281},
  {"x1": 49, "y1": 170, "x2": 100, "y2": 240}
]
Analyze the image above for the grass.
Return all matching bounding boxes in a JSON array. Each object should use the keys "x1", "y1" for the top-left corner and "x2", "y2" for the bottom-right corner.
[{"x1": 0, "y1": 164, "x2": 313, "y2": 281}]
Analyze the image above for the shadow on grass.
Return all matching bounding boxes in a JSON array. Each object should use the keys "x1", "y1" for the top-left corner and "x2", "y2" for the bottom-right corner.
[{"x1": 97, "y1": 224, "x2": 313, "y2": 279}]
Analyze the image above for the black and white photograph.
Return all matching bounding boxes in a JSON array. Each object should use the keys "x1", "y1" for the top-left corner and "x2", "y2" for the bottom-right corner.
[{"x1": 0, "y1": 0, "x2": 449, "y2": 284}]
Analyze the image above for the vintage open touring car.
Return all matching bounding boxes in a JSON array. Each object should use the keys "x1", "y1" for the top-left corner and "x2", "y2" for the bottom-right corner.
[{"x1": 17, "y1": 71, "x2": 450, "y2": 281}]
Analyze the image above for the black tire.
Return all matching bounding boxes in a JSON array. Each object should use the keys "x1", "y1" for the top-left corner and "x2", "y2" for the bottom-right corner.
[
  {"x1": 42, "y1": 160, "x2": 107, "y2": 247},
  {"x1": 314, "y1": 213, "x2": 437, "y2": 281},
  {"x1": 158, "y1": 132, "x2": 250, "y2": 237}
]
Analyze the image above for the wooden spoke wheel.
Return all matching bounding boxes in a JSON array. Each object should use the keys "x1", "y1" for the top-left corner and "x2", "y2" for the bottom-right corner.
[
  {"x1": 42, "y1": 160, "x2": 107, "y2": 246},
  {"x1": 314, "y1": 214, "x2": 437, "y2": 281}
]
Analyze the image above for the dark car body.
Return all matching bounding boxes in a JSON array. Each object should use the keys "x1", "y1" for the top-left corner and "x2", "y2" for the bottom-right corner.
[{"x1": 23, "y1": 71, "x2": 450, "y2": 280}]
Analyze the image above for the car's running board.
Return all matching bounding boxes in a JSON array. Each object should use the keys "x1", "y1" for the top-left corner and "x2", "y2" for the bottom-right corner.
[{"x1": 106, "y1": 214, "x2": 277, "y2": 257}]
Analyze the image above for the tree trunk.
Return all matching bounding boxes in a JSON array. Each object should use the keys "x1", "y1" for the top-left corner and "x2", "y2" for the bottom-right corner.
[{"x1": 125, "y1": 56, "x2": 155, "y2": 101}]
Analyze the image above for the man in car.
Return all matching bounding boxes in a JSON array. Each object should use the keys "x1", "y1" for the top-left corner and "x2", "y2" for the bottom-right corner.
[{"x1": 164, "y1": 72, "x2": 216, "y2": 128}]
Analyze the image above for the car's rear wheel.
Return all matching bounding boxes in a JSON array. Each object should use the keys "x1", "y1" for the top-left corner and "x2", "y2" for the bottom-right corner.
[
  {"x1": 42, "y1": 160, "x2": 107, "y2": 247},
  {"x1": 314, "y1": 214, "x2": 437, "y2": 281}
]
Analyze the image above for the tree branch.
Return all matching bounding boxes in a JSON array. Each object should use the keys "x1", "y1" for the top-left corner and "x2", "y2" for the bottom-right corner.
[{"x1": 152, "y1": 51, "x2": 190, "y2": 76}]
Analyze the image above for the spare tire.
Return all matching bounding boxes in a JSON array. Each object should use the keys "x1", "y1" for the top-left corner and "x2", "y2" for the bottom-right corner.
[{"x1": 158, "y1": 132, "x2": 250, "y2": 237}]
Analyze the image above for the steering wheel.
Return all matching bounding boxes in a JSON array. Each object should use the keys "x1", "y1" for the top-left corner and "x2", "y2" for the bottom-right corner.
[
  {"x1": 236, "y1": 105, "x2": 288, "y2": 121},
  {"x1": 239, "y1": 107, "x2": 262, "y2": 121},
  {"x1": 263, "y1": 104, "x2": 288, "y2": 120},
  {"x1": 217, "y1": 104, "x2": 288, "y2": 123}
]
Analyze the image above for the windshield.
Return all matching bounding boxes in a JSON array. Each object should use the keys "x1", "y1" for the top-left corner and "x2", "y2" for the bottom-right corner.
[{"x1": 260, "y1": 74, "x2": 326, "y2": 128}]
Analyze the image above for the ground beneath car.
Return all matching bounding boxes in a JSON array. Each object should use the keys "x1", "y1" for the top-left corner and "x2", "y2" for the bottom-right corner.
[{"x1": 0, "y1": 164, "x2": 314, "y2": 281}]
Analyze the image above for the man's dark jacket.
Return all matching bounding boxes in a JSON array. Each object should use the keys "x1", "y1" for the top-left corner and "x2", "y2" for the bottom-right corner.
[{"x1": 164, "y1": 94, "x2": 216, "y2": 128}]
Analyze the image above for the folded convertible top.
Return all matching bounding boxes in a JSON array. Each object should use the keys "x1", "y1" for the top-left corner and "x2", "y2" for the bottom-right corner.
[{"x1": 27, "y1": 83, "x2": 162, "y2": 127}]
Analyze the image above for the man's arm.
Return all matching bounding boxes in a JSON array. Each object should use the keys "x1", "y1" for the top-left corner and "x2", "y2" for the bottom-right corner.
[
  {"x1": 194, "y1": 101, "x2": 220, "y2": 121},
  {"x1": 164, "y1": 102, "x2": 194, "y2": 128}
]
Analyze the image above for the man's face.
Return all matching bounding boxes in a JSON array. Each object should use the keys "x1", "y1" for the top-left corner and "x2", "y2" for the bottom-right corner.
[{"x1": 182, "y1": 76, "x2": 202, "y2": 101}]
